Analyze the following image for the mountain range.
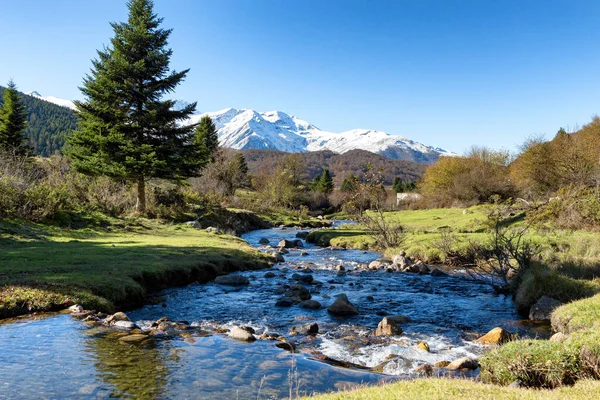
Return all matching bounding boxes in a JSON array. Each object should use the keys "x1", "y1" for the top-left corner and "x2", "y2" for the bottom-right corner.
[{"x1": 21, "y1": 92, "x2": 454, "y2": 163}]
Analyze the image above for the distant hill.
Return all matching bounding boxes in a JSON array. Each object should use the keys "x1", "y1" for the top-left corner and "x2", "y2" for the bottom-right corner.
[
  {"x1": 0, "y1": 87, "x2": 77, "y2": 156},
  {"x1": 241, "y1": 149, "x2": 426, "y2": 185}
]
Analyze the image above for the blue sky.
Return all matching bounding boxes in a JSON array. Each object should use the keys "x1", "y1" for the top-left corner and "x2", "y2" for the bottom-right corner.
[{"x1": 1, "y1": 0, "x2": 599, "y2": 154}]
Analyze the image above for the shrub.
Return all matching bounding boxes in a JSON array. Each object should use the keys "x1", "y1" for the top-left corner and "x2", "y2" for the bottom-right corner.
[{"x1": 480, "y1": 339, "x2": 579, "y2": 388}]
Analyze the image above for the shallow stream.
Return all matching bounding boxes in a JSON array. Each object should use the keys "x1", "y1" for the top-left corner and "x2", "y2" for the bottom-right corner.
[{"x1": 0, "y1": 223, "x2": 545, "y2": 399}]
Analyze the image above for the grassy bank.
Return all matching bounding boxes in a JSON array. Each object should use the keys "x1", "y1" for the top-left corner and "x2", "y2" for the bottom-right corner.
[
  {"x1": 303, "y1": 378, "x2": 600, "y2": 400},
  {"x1": 0, "y1": 217, "x2": 273, "y2": 319}
]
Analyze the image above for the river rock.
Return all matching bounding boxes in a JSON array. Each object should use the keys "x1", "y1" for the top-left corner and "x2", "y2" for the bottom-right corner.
[
  {"x1": 475, "y1": 327, "x2": 512, "y2": 345},
  {"x1": 392, "y1": 255, "x2": 411, "y2": 269},
  {"x1": 264, "y1": 271, "x2": 276, "y2": 278},
  {"x1": 434, "y1": 360, "x2": 451, "y2": 368},
  {"x1": 368, "y1": 261, "x2": 384, "y2": 270},
  {"x1": 291, "y1": 322, "x2": 319, "y2": 336},
  {"x1": 214, "y1": 274, "x2": 249, "y2": 286},
  {"x1": 301, "y1": 251, "x2": 309, "y2": 256},
  {"x1": 68, "y1": 304, "x2": 84, "y2": 313},
  {"x1": 113, "y1": 321, "x2": 136, "y2": 330},
  {"x1": 258, "y1": 237, "x2": 270, "y2": 245},
  {"x1": 276, "y1": 340, "x2": 296, "y2": 352},
  {"x1": 285, "y1": 284, "x2": 311, "y2": 302},
  {"x1": 229, "y1": 326, "x2": 256, "y2": 342},
  {"x1": 119, "y1": 334, "x2": 148, "y2": 343},
  {"x1": 327, "y1": 294, "x2": 359, "y2": 316},
  {"x1": 299, "y1": 300, "x2": 322, "y2": 309},
  {"x1": 275, "y1": 298, "x2": 294, "y2": 307},
  {"x1": 529, "y1": 296, "x2": 563, "y2": 322},
  {"x1": 430, "y1": 268, "x2": 449, "y2": 277},
  {"x1": 550, "y1": 332, "x2": 567, "y2": 343},
  {"x1": 205, "y1": 226, "x2": 221, "y2": 234},
  {"x1": 375, "y1": 317, "x2": 403, "y2": 336},
  {"x1": 296, "y1": 231, "x2": 309, "y2": 239},
  {"x1": 185, "y1": 220, "x2": 201, "y2": 229},
  {"x1": 292, "y1": 273, "x2": 314, "y2": 284},
  {"x1": 104, "y1": 312, "x2": 130, "y2": 324},
  {"x1": 278, "y1": 239, "x2": 302, "y2": 248},
  {"x1": 447, "y1": 357, "x2": 478, "y2": 370},
  {"x1": 417, "y1": 341, "x2": 430, "y2": 352},
  {"x1": 403, "y1": 263, "x2": 420, "y2": 273},
  {"x1": 415, "y1": 364, "x2": 434, "y2": 376}
]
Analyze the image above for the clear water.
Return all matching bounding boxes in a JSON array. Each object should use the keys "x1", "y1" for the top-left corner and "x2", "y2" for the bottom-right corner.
[{"x1": 0, "y1": 223, "x2": 545, "y2": 399}]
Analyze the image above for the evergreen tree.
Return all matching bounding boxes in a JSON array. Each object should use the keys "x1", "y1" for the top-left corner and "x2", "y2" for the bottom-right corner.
[
  {"x1": 341, "y1": 174, "x2": 359, "y2": 193},
  {"x1": 393, "y1": 177, "x2": 417, "y2": 193},
  {"x1": 67, "y1": 0, "x2": 201, "y2": 211},
  {"x1": 0, "y1": 80, "x2": 29, "y2": 155},
  {"x1": 194, "y1": 115, "x2": 219, "y2": 162},
  {"x1": 314, "y1": 168, "x2": 334, "y2": 194}
]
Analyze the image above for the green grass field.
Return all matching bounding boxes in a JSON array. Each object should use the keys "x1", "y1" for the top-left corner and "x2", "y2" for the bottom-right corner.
[{"x1": 0, "y1": 217, "x2": 272, "y2": 318}]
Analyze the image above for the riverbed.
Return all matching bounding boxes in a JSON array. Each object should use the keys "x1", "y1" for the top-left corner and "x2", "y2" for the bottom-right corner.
[{"x1": 0, "y1": 223, "x2": 543, "y2": 399}]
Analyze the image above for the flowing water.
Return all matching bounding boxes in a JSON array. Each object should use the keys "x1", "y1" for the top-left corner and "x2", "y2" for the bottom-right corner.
[{"x1": 0, "y1": 223, "x2": 546, "y2": 399}]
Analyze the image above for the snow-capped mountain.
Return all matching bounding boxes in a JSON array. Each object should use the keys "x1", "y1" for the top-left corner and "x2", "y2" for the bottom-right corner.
[
  {"x1": 21, "y1": 91, "x2": 453, "y2": 163},
  {"x1": 190, "y1": 108, "x2": 454, "y2": 163},
  {"x1": 25, "y1": 91, "x2": 76, "y2": 110}
]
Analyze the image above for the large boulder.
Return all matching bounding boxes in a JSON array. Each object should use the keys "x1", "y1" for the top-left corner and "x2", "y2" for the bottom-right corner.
[
  {"x1": 374, "y1": 317, "x2": 403, "y2": 336},
  {"x1": 214, "y1": 274, "x2": 249, "y2": 286},
  {"x1": 392, "y1": 254, "x2": 411, "y2": 269},
  {"x1": 229, "y1": 326, "x2": 256, "y2": 342},
  {"x1": 529, "y1": 296, "x2": 563, "y2": 322},
  {"x1": 474, "y1": 327, "x2": 512, "y2": 345},
  {"x1": 104, "y1": 312, "x2": 130, "y2": 324},
  {"x1": 327, "y1": 294, "x2": 359, "y2": 316},
  {"x1": 368, "y1": 261, "x2": 384, "y2": 270}
]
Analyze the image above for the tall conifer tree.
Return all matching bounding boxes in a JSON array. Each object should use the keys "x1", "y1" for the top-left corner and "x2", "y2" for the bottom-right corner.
[
  {"x1": 67, "y1": 0, "x2": 201, "y2": 211},
  {"x1": 0, "y1": 80, "x2": 29, "y2": 155},
  {"x1": 194, "y1": 115, "x2": 219, "y2": 162}
]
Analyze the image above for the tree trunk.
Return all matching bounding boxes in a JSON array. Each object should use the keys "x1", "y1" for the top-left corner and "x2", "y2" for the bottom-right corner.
[{"x1": 136, "y1": 176, "x2": 146, "y2": 212}]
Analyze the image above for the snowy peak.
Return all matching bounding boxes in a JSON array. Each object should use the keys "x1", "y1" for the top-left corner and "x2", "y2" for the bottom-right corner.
[
  {"x1": 25, "y1": 91, "x2": 76, "y2": 110},
  {"x1": 191, "y1": 108, "x2": 454, "y2": 163}
]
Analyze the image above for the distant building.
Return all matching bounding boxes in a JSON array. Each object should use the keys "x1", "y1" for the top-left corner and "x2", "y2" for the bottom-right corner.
[{"x1": 396, "y1": 192, "x2": 422, "y2": 205}]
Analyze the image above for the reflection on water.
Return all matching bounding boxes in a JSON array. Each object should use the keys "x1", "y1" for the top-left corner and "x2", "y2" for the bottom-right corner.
[{"x1": 0, "y1": 223, "x2": 544, "y2": 399}]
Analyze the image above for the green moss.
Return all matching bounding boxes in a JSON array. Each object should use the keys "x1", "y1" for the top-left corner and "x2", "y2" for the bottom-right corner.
[{"x1": 552, "y1": 294, "x2": 600, "y2": 334}]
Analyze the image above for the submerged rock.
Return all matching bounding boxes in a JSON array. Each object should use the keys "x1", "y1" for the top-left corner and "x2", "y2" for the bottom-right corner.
[
  {"x1": 264, "y1": 271, "x2": 276, "y2": 278},
  {"x1": 214, "y1": 274, "x2": 249, "y2": 286},
  {"x1": 374, "y1": 317, "x2": 403, "y2": 336},
  {"x1": 296, "y1": 231, "x2": 309, "y2": 239},
  {"x1": 475, "y1": 327, "x2": 512, "y2": 345},
  {"x1": 258, "y1": 237, "x2": 270, "y2": 245},
  {"x1": 327, "y1": 294, "x2": 359, "y2": 316},
  {"x1": 275, "y1": 298, "x2": 294, "y2": 307},
  {"x1": 529, "y1": 296, "x2": 563, "y2": 322},
  {"x1": 118, "y1": 334, "x2": 148, "y2": 343},
  {"x1": 430, "y1": 268, "x2": 449, "y2": 277},
  {"x1": 285, "y1": 284, "x2": 311, "y2": 302},
  {"x1": 229, "y1": 326, "x2": 256, "y2": 342},
  {"x1": 299, "y1": 300, "x2": 322, "y2": 309}
]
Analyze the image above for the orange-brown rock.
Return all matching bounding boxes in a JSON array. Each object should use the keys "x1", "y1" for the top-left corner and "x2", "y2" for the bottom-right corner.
[
  {"x1": 374, "y1": 317, "x2": 403, "y2": 336},
  {"x1": 474, "y1": 327, "x2": 511, "y2": 345}
]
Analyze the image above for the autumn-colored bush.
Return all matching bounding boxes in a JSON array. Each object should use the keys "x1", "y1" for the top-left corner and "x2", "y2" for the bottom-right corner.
[{"x1": 420, "y1": 147, "x2": 515, "y2": 207}]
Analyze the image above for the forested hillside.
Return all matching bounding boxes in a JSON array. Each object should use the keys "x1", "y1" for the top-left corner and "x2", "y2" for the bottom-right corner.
[
  {"x1": 0, "y1": 86, "x2": 77, "y2": 156},
  {"x1": 242, "y1": 148, "x2": 426, "y2": 184}
]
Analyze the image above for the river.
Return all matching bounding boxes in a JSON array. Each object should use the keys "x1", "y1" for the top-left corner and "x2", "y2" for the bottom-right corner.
[{"x1": 0, "y1": 222, "x2": 543, "y2": 399}]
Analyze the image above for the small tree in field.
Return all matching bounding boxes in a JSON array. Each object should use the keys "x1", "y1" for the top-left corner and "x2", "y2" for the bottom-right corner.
[
  {"x1": 344, "y1": 164, "x2": 404, "y2": 249},
  {"x1": 313, "y1": 168, "x2": 334, "y2": 194},
  {"x1": 0, "y1": 80, "x2": 29, "y2": 155},
  {"x1": 67, "y1": 0, "x2": 203, "y2": 212}
]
